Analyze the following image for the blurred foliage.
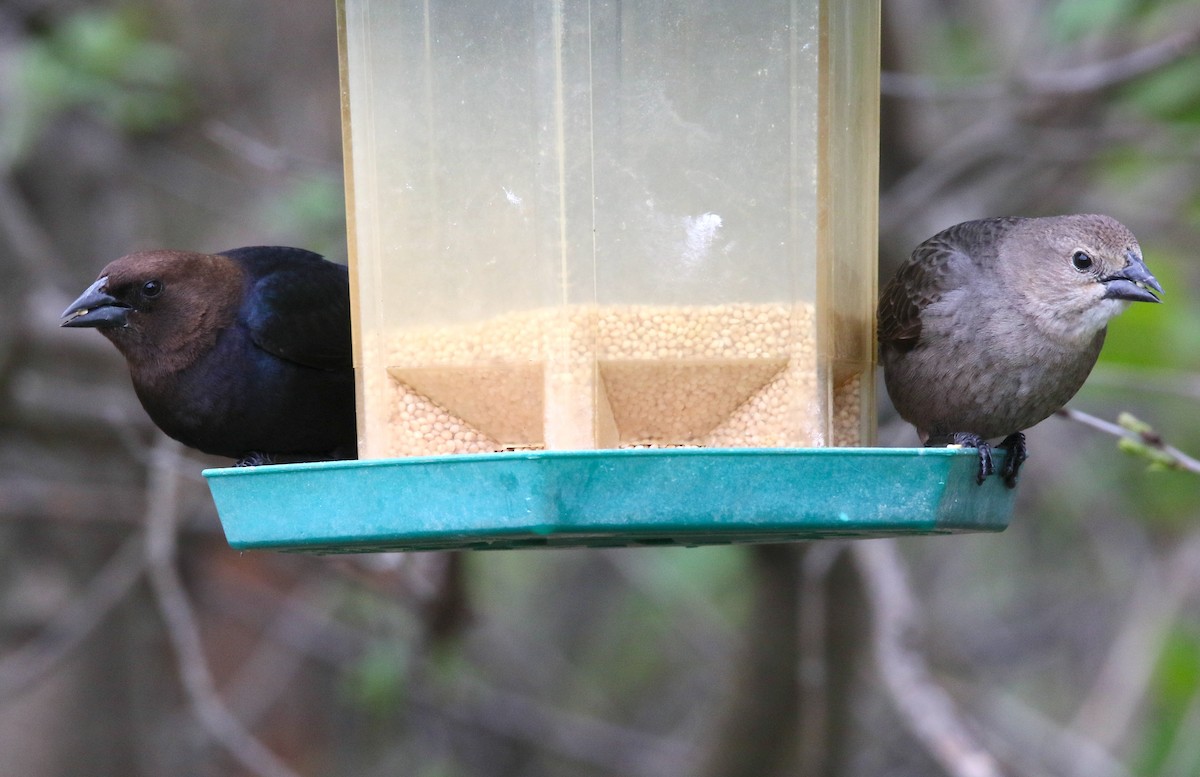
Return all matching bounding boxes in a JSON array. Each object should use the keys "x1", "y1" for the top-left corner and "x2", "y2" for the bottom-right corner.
[
  {"x1": 1048, "y1": 0, "x2": 1141, "y2": 41},
  {"x1": 344, "y1": 641, "x2": 411, "y2": 720},
  {"x1": 1123, "y1": 58, "x2": 1200, "y2": 124},
  {"x1": 924, "y1": 21, "x2": 996, "y2": 81},
  {"x1": 1137, "y1": 626, "x2": 1200, "y2": 776},
  {"x1": 262, "y1": 176, "x2": 348, "y2": 261},
  {"x1": 2, "y1": 7, "x2": 190, "y2": 167}
]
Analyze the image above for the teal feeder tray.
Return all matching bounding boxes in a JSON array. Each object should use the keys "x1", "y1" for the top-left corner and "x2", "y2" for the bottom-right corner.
[{"x1": 204, "y1": 448, "x2": 1013, "y2": 553}]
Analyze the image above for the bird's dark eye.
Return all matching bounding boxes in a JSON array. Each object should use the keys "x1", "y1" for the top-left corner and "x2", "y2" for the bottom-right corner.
[
  {"x1": 1071, "y1": 251, "x2": 1094, "y2": 272},
  {"x1": 142, "y1": 279, "x2": 164, "y2": 298}
]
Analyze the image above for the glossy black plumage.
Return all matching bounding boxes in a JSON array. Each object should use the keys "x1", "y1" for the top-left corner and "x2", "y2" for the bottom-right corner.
[{"x1": 62, "y1": 246, "x2": 356, "y2": 465}]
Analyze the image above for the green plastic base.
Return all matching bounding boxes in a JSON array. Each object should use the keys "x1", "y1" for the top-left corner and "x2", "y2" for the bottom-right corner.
[{"x1": 203, "y1": 448, "x2": 1014, "y2": 553}]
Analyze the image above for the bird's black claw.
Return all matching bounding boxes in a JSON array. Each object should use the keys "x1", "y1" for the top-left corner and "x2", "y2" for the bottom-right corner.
[
  {"x1": 235, "y1": 452, "x2": 276, "y2": 467},
  {"x1": 997, "y1": 432, "x2": 1027, "y2": 489},
  {"x1": 973, "y1": 442, "x2": 994, "y2": 485},
  {"x1": 934, "y1": 432, "x2": 993, "y2": 485}
]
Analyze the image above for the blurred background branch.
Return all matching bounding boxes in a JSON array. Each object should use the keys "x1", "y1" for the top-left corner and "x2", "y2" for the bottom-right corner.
[
  {"x1": 881, "y1": 17, "x2": 1200, "y2": 100},
  {"x1": 855, "y1": 540, "x2": 1005, "y2": 777},
  {"x1": 143, "y1": 438, "x2": 300, "y2": 777}
]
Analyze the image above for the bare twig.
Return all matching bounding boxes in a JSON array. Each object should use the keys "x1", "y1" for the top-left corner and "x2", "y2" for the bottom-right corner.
[
  {"x1": 0, "y1": 476, "x2": 147, "y2": 524},
  {"x1": 879, "y1": 71, "x2": 1006, "y2": 102},
  {"x1": 423, "y1": 678, "x2": 699, "y2": 777},
  {"x1": 796, "y1": 542, "x2": 845, "y2": 777},
  {"x1": 143, "y1": 437, "x2": 300, "y2": 777},
  {"x1": 1025, "y1": 23, "x2": 1200, "y2": 96},
  {"x1": 0, "y1": 531, "x2": 146, "y2": 700},
  {"x1": 0, "y1": 173, "x2": 69, "y2": 290},
  {"x1": 223, "y1": 579, "x2": 334, "y2": 728},
  {"x1": 203, "y1": 120, "x2": 341, "y2": 176},
  {"x1": 965, "y1": 683, "x2": 1132, "y2": 777},
  {"x1": 882, "y1": 21, "x2": 1200, "y2": 100},
  {"x1": 1056, "y1": 407, "x2": 1200, "y2": 474},
  {"x1": 879, "y1": 117, "x2": 1015, "y2": 235},
  {"x1": 853, "y1": 539, "x2": 1006, "y2": 777},
  {"x1": 204, "y1": 122, "x2": 289, "y2": 174},
  {"x1": 196, "y1": 573, "x2": 365, "y2": 667}
]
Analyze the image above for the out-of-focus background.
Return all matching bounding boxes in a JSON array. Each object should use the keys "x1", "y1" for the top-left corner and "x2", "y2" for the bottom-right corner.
[{"x1": 2, "y1": 1, "x2": 1199, "y2": 775}]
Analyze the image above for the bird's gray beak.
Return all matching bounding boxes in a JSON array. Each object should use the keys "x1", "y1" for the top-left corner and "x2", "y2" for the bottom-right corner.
[
  {"x1": 60, "y1": 276, "x2": 129, "y2": 328},
  {"x1": 1101, "y1": 252, "x2": 1163, "y2": 304}
]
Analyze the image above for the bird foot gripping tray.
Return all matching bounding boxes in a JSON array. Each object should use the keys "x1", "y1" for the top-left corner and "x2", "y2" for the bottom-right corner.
[{"x1": 204, "y1": 449, "x2": 1014, "y2": 553}]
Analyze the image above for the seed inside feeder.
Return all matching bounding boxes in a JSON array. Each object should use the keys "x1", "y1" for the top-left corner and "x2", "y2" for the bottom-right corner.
[{"x1": 367, "y1": 303, "x2": 864, "y2": 457}]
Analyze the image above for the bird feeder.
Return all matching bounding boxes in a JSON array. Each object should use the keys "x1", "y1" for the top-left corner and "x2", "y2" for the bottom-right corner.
[{"x1": 205, "y1": 0, "x2": 1015, "y2": 551}]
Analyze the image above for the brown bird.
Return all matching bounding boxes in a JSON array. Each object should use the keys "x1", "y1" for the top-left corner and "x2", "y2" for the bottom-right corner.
[
  {"x1": 878, "y1": 215, "x2": 1161, "y2": 487},
  {"x1": 61, "y1": 246, "x2": 355, "y2": 465}
]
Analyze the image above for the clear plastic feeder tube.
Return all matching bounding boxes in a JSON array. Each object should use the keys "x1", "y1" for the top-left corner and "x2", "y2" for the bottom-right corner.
[{"x1": 339, "y1": 0, "x2": 879, "y2": 458}]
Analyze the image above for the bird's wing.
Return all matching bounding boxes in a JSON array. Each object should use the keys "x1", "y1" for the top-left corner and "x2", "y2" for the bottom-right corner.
[
  {"x1": 223, "y1": 247, "x2": 353, "y2": 372},
  {"x1": 877, "y1": 219, "x2": 1016, "y2": 351},
  {"x1": 877, "y1": 239, "x2": 959, "y2": 351}
]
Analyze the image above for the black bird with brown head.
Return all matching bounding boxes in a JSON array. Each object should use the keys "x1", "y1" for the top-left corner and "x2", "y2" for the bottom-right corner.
[{"x1": 62, "y1": 246, "x2": 356, "y2": 466}]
